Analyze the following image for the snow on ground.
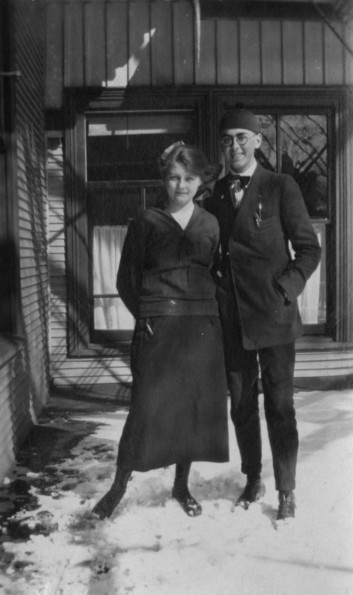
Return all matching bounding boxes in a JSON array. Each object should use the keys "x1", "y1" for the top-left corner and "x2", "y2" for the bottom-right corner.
[{"x1": 0, "y1": 389, "x2": 353, "y2": 595}]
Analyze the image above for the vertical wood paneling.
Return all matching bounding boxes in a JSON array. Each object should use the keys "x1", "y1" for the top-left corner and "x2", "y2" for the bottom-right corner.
[
  {"x1": 239, "y1": 20, "x2": 261, "y2": 84},
  {"x1": 45, "y1": 3, "x2": 63, "y2": 108},
  {"x1": 216, "y1": 20, "x2": 239, "y2": 85},
  {"x1": 84, "y1": 3, "x2": 106, "y2": 86},
  {"x1": 106, "y1": 2, "x2": 128, "y2": 88},
  {"x1": 173, "y1": 1, "x2": 194, "y2": 85},
  {"x1": 304, "y1": 21, "x2": 324, "y2": 84},
  {"x1": 128, "y1": 1, "x2": 151, "y2": 86},
  {"x1": 261, "y1": 21, "x2": 282, "y2": 84},
  {"x1": 64, "y1": 3, "x2": 84, "y2": 86},
  {"x1": 45, "y1": 2, "x2": 353, "y2": 110},
  {"x1": 324, "y1": 23, "x2": 344, "y2": 85},
  {"x1": 196, "y1": 20, "x2": 216, "y2": 84},
  {"x1": 282, "y1": 21, "x2": 304, "y2": 84},
  {"x1": 151, "y1": 2, "x2": 173, "y2": 85}
]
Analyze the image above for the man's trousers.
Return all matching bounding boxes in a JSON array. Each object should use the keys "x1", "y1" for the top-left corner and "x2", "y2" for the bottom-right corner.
[{"x1": 220, "y1": 290, "x2": 299, "y2": 491}]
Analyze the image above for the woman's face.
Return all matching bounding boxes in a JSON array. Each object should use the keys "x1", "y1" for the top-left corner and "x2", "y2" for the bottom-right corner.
[{"x1": 164, "y1": 162, "x2": 202, "y2": 210}]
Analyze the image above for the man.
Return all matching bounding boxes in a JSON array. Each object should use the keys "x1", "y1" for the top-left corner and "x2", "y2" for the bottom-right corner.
[{"x1": 207, "y1": 106, "x2": 321, "y2": 520}]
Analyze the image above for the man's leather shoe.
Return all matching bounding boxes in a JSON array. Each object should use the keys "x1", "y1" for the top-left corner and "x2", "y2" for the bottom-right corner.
[
  {"x1": 235, "y1": 477, "x2": 265, "y2": 509},
  {"x1": 277, "y1": 490, "x2": 295, "y2": 520}
]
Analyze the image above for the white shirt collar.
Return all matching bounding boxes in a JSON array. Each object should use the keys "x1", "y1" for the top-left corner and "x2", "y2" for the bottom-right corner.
[{"x1": 231, "y1": 159, "x2": 258, "y2": 178}]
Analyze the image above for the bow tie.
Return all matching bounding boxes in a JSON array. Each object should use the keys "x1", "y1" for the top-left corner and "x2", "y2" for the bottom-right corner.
[{"x1": 227, "y1": 175, "x2": 251, "y2": 191}]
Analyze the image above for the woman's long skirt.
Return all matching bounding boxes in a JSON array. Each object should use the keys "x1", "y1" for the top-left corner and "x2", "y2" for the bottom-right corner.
[{"x1": 117, "y1": 315, "x2": 229, "y2": 472}]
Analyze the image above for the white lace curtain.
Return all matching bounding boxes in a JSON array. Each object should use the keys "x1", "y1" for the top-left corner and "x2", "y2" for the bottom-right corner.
[
  {"x1": 93, "y1": 225, "x2": 323, "y2": 330},
  {"x1": 295, "y1": 225, "x2": 324, "y2": 324},
  {"x1": 93, "y1": 226, "x2": 135, "y2": 330}
]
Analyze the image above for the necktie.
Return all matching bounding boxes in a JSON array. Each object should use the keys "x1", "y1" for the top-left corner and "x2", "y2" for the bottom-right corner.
[
  {"x1": 227, "y1": 175, "x2": 251, "y2": 209},
  {"x1": 228, "y1": 175, "x2": 251, "y2": 189}
]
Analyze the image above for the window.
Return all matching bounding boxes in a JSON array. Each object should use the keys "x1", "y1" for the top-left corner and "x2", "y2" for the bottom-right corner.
[
  {"x1": 87, "y1": 111, "x2": 195, "y2": 336},
  {"x1": 66, "y1": 90, "x2": 208, "y2": 355}
]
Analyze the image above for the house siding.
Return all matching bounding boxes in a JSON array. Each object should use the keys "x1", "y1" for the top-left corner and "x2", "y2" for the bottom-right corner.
[
  {"x1": 0, "y1": 339, "x2": 31, "y2": 483},
  {"x1": 14, "y1": 0, "x2": 49, "y2": 415},
  {"x1": 0, "y1": 0, "x2": 50, "y2": 483}
]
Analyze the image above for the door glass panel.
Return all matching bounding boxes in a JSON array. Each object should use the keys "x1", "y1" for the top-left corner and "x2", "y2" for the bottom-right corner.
[
  {"x1": 280, "y1": 115, "x2": 328, "y2": 325},
  {"x1": 87, "y1": 112, "x2": 195, "y2": 181},
  {"x1": 89, "y1": 185, "x2": 142, "y2": 225},
  {"x1": 257, "y1": 114, "x2": 328, "y2": 219},
  {"x1": 280, "y1": 115, "x2": 328, "y2": 219},
  {"x1": 257, "y1": 115, "x2": 277, "y2": 171},
  {"x1": 89, "y1": 183, "x2": 167, "y2": 331},
  {"x1": 145, "y1": 184, "x2": 167, "y2": 209},
  {"x1": 293, "y1": 222, "x2": 326, "y2": 324},
  {"x1": 255, "y1": 113, "x2": 328, "y2": 329},
  {"x1": 89, "y1": 188, "x2": 140, "y2": 332},
  {"x1": 92, "y1": 225, "x2": 134, "y2": 331}
]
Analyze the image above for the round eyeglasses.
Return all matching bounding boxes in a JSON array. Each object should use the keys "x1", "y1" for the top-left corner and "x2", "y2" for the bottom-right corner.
[{"x1": 220, "y1": 133, "x2": 257, "y2": 147}]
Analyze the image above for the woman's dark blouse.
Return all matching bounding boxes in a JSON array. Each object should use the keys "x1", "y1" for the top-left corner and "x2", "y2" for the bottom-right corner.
[{"x1": 117, "y1": 204, "x2": 220, "y2": 318}]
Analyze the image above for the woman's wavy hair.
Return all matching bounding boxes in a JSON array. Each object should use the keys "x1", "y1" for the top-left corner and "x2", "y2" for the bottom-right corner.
[
  {"x1": 158, "y1": 142, "x2": 210, "y2": 182},
  {"x1": 158, "y1": 142, "x2": 223, "y2": 205}
]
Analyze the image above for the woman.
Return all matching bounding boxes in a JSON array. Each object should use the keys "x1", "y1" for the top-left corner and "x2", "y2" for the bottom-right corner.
[{"x1": 93, "y1": 143, "x2": 229, "y2": 520}]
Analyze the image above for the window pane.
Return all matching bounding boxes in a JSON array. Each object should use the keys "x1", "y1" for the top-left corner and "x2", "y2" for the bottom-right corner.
[
  {"x1": 90, "y1": 183, "x2": 166, "y2": 332},
  {"x1": 89, "y1": 186, "x2": 143, "y2": 226},
  {"x1": 92, "y1": 225, "x2": 135, "y2": 331},
  {"x1": 145, "y1": 185, "x2": 167, "y2": 209},
  {"x1": 257, "y1": 113, "x2": 328, "y2": 328},
  {"x1": 87, "y1": 112, "x2": 196, "y2": 181},
  {"x1": 296, "y1": 222, "x2": 326, "y2": 324},
  {"x1": 280, "y1": 115, "x2": 328, "y2": 218},
  {"x1": 257, "y1": 114, "x2": 277, "y2": 171},
  {"x1": 94, "y1": 297, "x2": 134, "y2": 330}
]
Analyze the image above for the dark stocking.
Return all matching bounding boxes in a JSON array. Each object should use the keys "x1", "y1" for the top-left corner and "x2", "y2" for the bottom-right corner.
[
  {"x1": 172, "y1": 462, "x2": 202, "y2": 517},
  {"x1": 92, "y1": 468, "x2": 131, "y2": 520}
]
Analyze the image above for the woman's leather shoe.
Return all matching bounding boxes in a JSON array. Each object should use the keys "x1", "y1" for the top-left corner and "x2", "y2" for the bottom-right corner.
[
  {"x1": 172, "y1": 487, "x2": 202, "y2": 517},
  {"x1": 92, "y1": 469, "x2": 131, "y2": 520}
]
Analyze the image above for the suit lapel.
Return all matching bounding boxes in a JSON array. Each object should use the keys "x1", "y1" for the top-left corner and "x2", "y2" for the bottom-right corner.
[{"x1": 232, "y1": 164, "x2": 264, "y2": 233}]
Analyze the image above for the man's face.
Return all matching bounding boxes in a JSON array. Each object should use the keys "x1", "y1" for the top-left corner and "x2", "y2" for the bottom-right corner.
[{"x1": 220, "y1": 128, "x2": 262, "y2": 174}]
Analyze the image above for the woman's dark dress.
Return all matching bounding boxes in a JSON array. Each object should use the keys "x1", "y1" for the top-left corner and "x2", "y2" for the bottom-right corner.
[{"x1": 116, "y1": 204, "x2": 229, "y2": 472}]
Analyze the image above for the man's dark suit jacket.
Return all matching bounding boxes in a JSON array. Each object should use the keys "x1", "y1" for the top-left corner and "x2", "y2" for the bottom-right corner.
[{"x1": 207, "y1": 163, "x2": 322, "y2": 350}]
